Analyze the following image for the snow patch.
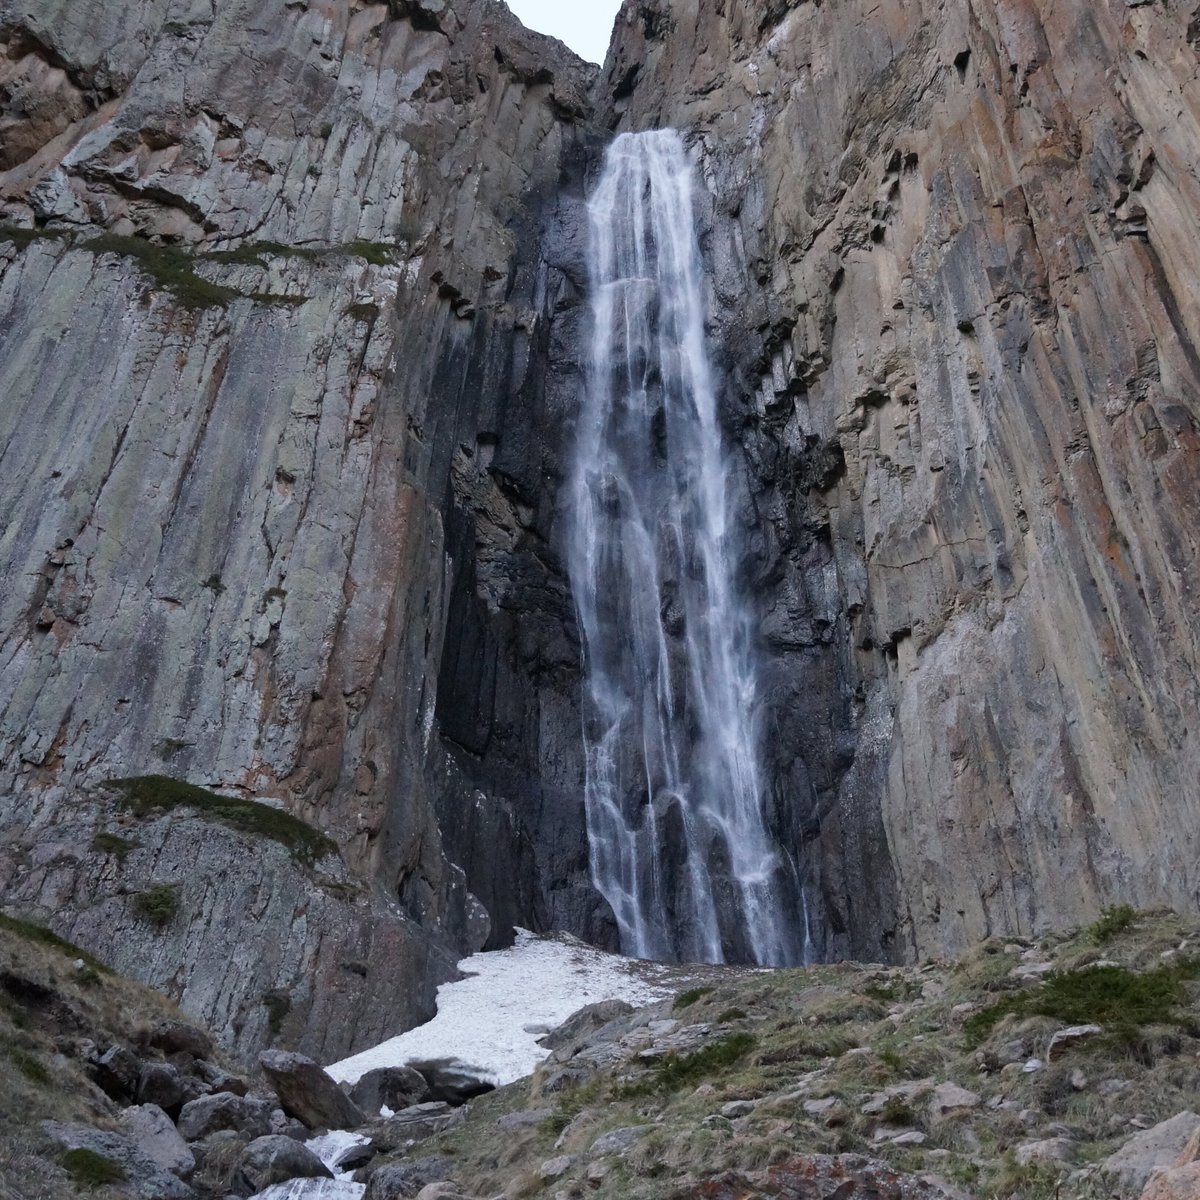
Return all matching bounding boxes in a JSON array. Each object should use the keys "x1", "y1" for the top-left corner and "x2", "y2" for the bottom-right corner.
[{"x1": 328, "y1": 930, "x2": 690, "y2": 1087}]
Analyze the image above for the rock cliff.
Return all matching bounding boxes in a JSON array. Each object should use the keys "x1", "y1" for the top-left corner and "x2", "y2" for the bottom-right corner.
[
  {"x1": 2, "y1": 0, "x2": 1200, "y2": 1055},
  {"x1": 602, "y1": 0, "x2": 1200, "y2": 960},
  {"x1": 0, "y1": 0, "x2": 603, "y2": 1055}
]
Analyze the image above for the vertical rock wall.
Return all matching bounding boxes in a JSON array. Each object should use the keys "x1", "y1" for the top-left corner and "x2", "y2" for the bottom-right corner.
[
  {"x1": 0, "y1": 0, "x2": 603, "y2": 1053},
  {"x1": 602, "y1": 0, "x2": 1200, "y2": 959}
]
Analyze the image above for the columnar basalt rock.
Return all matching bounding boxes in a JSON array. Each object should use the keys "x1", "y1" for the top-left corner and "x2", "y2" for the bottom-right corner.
[
  {"x1": 602, "y1": 0, "x2": 1200, "y2": 958},
  {"x1": 0, "y1": 0, "x2": 603, "y2": 1051}
]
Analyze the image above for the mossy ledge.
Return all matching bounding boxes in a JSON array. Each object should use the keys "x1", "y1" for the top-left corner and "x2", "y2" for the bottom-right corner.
[
  {"x1": 107, "y1": 775, "x2": 338, "y2": 868},
  {"x1": 0, "y1": 913, "x2": 110, "y2": 974}
]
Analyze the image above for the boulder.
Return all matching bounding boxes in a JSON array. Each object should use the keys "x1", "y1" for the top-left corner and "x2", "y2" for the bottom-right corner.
[
  {"x1": 237, "y1": 1134, "x2": 332, "y2": 1192},
  {"x1": 1016, "y1": 1138, "x2": 1077, "y2": 1166},
  {"x1": 42, "y1": 1120, "x2": 195, "y2": 1200},
  {"x1": 93, "y1": 1044, "x2": 141, "y2": 1101},
  {"x1": 118, "y1": 1104, "x2": 196, "y2": 1177},
  {"x1": 1106, "y1": 1114, "x2": 1200, "y2": 1191},
  {"x1": 538, "y1": 1000, "x2": 635, "y2": 1051},
  {"x1": 194, "y1": 1060, "x2": 250, "y2": 1097},
  {"x1": 363, "y1": 1156, "x2": 454, "y2": 1200},
  {"x1": 260, "y1": 1050, "x2": 366, "y2": 1130},
  {"x1": 929, "y1": 1082, "x2": 982, "y2": 1123},
  {"x1": 1140, "y1": 1130, "x2": 1200, "y2": 1200},
  {"x1": 539, "y1": 1155, "x2": 573, "y2": 1180},
  {"x1": 177, "y1": 1093, "x2": 274, "y2": 1141},
  {"x1": 149, "y1": 1019, "x2": 214, "y2": 1060},
  {"x1": 350, "y1": 1065, "x2": 431, "y2": 1115},
  {"x1": 367, "y1": 1103, "x2": 466, "y2": 1151},
  {"x1": 137, "y1": 1061, "x2": 189, "y2": 1114},
  {"x1": 409, "y1": 1059, "x2": 494, "y2": 1105}
]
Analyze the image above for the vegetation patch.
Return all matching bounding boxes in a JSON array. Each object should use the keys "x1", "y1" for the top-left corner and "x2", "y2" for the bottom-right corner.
[
  {"x1": 673, "y1": 986, "x2": 714, "y2": 1011},
  {"x1": 0, "y1": 914, "x2": 109, "y2": 973},
  {"x1": 4, "y1": 1042, "x2": 50, "y2": 1084},
  {"x1": 132, "y1": 884, "x2": 179, "y2": 928},
  {"x1": 204, "y1": 239, "x2": 397, "y2": 268},
  {"x1": 964, "y1": 958, "x2": 1200, "y2": 1047},
  {"x1": 62, "y1": 1148, "x2": 125, "y2": 1188},
  {"x1": 620, "y1": 1032, "x2": 756, "y2": 1097},
  {"x1": 0, "y1": 225, "x2": 73, "y2": 250},
  {"x1": 1089, "y1": 904, "x2": 1137, "y2": 943},
  {"x1": 109, "y1": 775, "x2": 337, "y2": 867},
  {"x1": 90, "y1": 832, "x2": 140, "y2": 861},
  {"x1": 263, "y1": 989, "x2": 291, "y2": 1035},
  {"x1": 84, "y1": 234, "x2": 240, "y2": 309},
  {"x1": 717, "y1": 1007, "x2": 747, "y2": 1023}
]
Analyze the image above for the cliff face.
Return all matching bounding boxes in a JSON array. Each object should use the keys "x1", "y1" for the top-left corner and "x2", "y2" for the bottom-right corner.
[
  {"x1": 2, "y1": 0, "x2": 1200, "y2": 1054},
  {"x1": 603, "y1": 0, "x2": 1200, "y2": 958},
  {"x1": 0, "y1": 0, "x2": 604, "y2": 1055}
]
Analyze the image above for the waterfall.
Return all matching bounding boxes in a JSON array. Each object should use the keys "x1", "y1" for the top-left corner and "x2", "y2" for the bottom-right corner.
[{"x1": 567, "y1": 129, "x2": 806, "y2": 967}]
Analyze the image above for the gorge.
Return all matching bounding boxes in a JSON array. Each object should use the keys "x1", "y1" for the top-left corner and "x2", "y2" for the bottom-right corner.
[{"x1": 1, "y1": 0, "x2": 1200, "y2": 1076}]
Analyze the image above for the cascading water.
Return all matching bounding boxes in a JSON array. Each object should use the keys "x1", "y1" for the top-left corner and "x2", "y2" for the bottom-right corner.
[{"x1": 567, "y1": 129, "x2": 809, "y2": 968}]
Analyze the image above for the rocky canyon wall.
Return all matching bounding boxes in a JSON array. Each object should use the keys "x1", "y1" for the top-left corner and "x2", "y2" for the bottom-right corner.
[
  {"x1": 603, "y1": 0, "x2": 1200, "y2": 959},
  {"x1": 2, "y1": 0, "x2": 1200, "y2": 1059},
  {"x1": 0, "y1": 0, "x2": 604, "y2": 1056}
]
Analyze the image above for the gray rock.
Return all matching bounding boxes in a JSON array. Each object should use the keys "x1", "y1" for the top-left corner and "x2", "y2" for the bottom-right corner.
[
  {"x1": 149, "y1": 1019, "x2": 214, "y2": 1059},
  {"x1": 137, "y1": 1060, "x2": 189, "y2": 1114},
  {"x1": 177, "y1": 1093, "x2": 274, "y2": 1142},
  {"x1": 539, "y1": 1155, "x2": 573, "y2": 1180},
  {"x1": 589, "y1": 1126, "x2": 651, "y2": 1158},
  {"x1": 363, "y1": 1156, "x2": 454, "y2": 1200},
  {"x1": 259, "y1": 1050, "x2": 366, "y2": 1130},
  {"x1": 42, "y1": 1120, "x2": 195, "y2": 1199},
  {"x1": 93, "y1": 1044, "x2": 141, "y2": 1101},
  {"x1": 1046, "y1": 1024, "x2": 1103, "y2": 1061},
  {"x1": 194, "y1": 1060, "x2": 250, "y2": 1097},
  {"x1": 118, "y1": 1104, "x2": 196, "y2": 1177},
  {"x1": 350, "y1": 1065, "x2": 431, "y2": 1116},
  {"x1": 928, "y1": 1082, "x2": 982, "y2": 1123},
  {"x1": 1016, "y1": 1138, "x2": 1077, "y2": 1166},
  {"x1": 538, "y1": 1000, "x2": 635, "y2": 1050},
  {"x1": 496, "y1": 1109, "x2": 554, "y2": 1131},
  {"x1": 1104, "y1": 1113, "x2": 1200, "y2": 1190},
  {"x1": 237, "y1": 1134, "x2": 332, "y2": 1192},
  {"x1": 720, "y1": 1101, "x2": 757, "y2": 1118},
  {"x1": 367, "y1": 1103, "x2": 466, "y2": 1151}
]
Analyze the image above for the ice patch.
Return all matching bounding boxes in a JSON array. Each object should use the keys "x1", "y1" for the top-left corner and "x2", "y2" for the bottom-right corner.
[{"x1": 327, "y1": 930, "x2": 696, "y2": 1087}]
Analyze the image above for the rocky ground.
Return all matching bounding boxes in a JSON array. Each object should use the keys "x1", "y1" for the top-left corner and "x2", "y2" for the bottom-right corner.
[{"x1": 2, "y1": 908, "x2": 1199, "y2": 1199}]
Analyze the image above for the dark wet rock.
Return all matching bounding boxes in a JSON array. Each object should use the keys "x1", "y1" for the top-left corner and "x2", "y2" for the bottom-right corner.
[
  {"x1": 349, "y1": 1066, "x2": 431, "y2": 1117},
  {"x1": 259, "y1": 1050, "x2": 366, "y2": 1131},
  {"x1": 538, "y1": 1000, "x2": 635, "y2": 1051},
  {"x1": 362, "y1": 1156, "x2": 455, "y2": 1200},
  {"x1": 411, "y1": 1059, "x2": 495, "y2": 1105},
  {"x1": 177, "y1": 1094, "x2": 274, "y2": 1142},
  {"x1": 93, "y1": 1044, "x2": 141, "y2": 1102},
  {"x1": 236, "y1": 1135, "x2": 332, "y2": 1193}
]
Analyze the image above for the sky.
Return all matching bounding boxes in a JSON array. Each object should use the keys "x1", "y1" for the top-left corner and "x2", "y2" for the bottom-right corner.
[{"x1": 503, "y1": 0, "x2": 623, "y2": 64}]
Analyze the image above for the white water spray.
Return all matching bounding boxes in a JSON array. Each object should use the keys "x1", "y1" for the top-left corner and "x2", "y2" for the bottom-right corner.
[{"x1": 567, "y1": 130, "x2": 806, "y2": 967}]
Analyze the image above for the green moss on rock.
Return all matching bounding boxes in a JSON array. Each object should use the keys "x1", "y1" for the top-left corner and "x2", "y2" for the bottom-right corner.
[
  {"x1": 62, "y1": 1148, "x2": 125, "y2": 1188},
  {"x1": 109, "y1": 775, "x2": 338, "y2": 867}
]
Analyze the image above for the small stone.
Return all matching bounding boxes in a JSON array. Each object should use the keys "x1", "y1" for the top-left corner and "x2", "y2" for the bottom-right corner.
[
  {"x1": 589, "y1": 1126, "x2": 650, "y2": 1157},
  {"x1": 1047, "y1": 1024, "x2": 1103, "y2": 1061},
  {"x1": 496, "y1": 1109, "x2": 554, "y2": 1131},
  {"x1": 721, "y1": 1100, "x2": 757, "y2": 1118},
  {"x1": 1022, "y1": 1058, "x2": 1044, "y2": 1073},
  {"x1": 892, "y1": 1130, "x2": 927, "y2": 1146},
  {"x1": 929, "y1": 1082, "x2": 982, "y2": 1123},
  {"x1": 539, "y1": 1155, "x2": 573, "y2": 1180},
  {"x1": 587, "y1": 1160, "x2": 611, "y2": 1184},
  {"x1": 692, "y1": 1084, "x2": 717, "y2": 1099},
  {"x1": 999, "y1": 1039, "x2": 1030, "y2": 1064},
  {"x1": 1071, "y1": 1069, "x2": 1088, "y2": 1091},
  {"x1": 950, "y1": 1002, "x2": 975, "y2": 1017},
  {"x1": 1016, "y1": 1138, "x2": 1077, "y2": 1166}
]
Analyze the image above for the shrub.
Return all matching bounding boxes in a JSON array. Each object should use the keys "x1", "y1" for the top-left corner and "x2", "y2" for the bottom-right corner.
[
  {"x1": 132, "y1": 884, "x2": 179, "y2": 928},
  {"x1": 964, "y1": 958, "x2": 1200, "y2": 1047},
  {"x1": 1089, "y1": 904, "x2": 1137, "y2": 943},
  {"x1": 263, "y1": 990, "x2": 291, "y2": 1035},
  {"x1": 63, "y1": 1148, "x2": 125, "y2": 1187},
  {"x1": 90, "y1": 832, "x2": 139, "y2": 861},
  {"x1": 84, "y1": 234, "x2": 239, "y2": 309},
  {"x1": 620, "y1": 1033, "x2": 756, "y2": 1097},
  {"x1": 674, "y1": 986, "x2": 714, "y2": 1011},
  {"x1": 717, "y1": 1007, "x2": 748, "y2": 1023},
  {"x1": 109, "y1": 776, "x2": 337, "y2": 867}
]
